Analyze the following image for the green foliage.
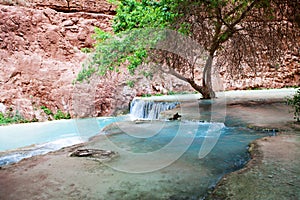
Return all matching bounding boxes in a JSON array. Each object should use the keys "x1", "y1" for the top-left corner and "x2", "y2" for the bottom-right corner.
[
  {"x1": 76, "y1": 0, "x2": 181, "y2": 82},
  {"x1": 41, "y1": 106, "x2": 71, "y2": 120},
  {"x1": 77, "y1": 64, "x2": 96, "y2": 82},
  {"x1": 76, "y1": 28, "x2": 167, "y2": 82},
  {"x1": 178, "y1": 22, "x2": 191, "y2": 35},
  {"x1": 142, "y1": 93, "x2": 152, "y2": 97},
  {"x1": 167, "y1": 90, "x2": 191, "y2": 95},
  {"x1": 167, "y1": 90, "x2": 176, "y2": 95},
  {"x1": 54, "y1": 110, "x2": 71, "y2": 120},
  {"x1": 93, "y1": 27, "x2": 113, "y2": 41},
  {"x1": 41, "y1": 105, "x2": 53, "y2": 115},
  {"x1": 81, "y1": 48, "x2": 92, "y2": 53},
  {"x1": 141, "y1": 90, "x2": 194, "y2": 97},
  {"x1": 126, "y1": 80, "x2": 135, "y2": 88},
  {"x1": 141, "y1": 70, "x2": 154, "y2": 79},
  {"x1": 286, "y1": 89, "x2": 300, "y2": 122},
  {"x1": 112, "y1": 0, "x2": 179, "y2": 33},
  {"x1": 107, "y1": 0, "x2": 120, "y2": 5},
  {"x1": 0, "y1": 110, "x2": 29, "y2": 125},
  {"x1": 76, "y1": 0, "x2": 263, "y2": 84}
]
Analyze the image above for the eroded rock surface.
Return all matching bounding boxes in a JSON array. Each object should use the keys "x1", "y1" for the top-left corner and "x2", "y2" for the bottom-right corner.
[
  {"x1": 0, "y1": 0, "x2": 194, "y2": 120},
  {"x1": 0, "y1": 0, "x2": 299, "y2": 121},
  {"x1": 0, "y1": 2, "x2": 114, "y2": 120}
]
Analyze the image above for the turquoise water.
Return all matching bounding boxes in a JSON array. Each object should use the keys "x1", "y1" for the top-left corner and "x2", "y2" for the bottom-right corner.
[
  {"x1": 85, "y1": 120, "x2": 264, "y2": 199},
  {"x1": 0, "y1": 92, "x2": 291, "y2": 199},
  {"x1": 0, "y1": 117, "x2": 121, "y2": 165},
  {"x1": 0, "y1": 116, "x2": 266, "y2": 199}
]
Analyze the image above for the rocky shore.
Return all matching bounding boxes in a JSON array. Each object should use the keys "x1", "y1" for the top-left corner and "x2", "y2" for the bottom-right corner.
[
  {"x1": 207, "y1": 134, "x2": 300, "y2": 200},
  {"x1": 159, "y1": 88, "x2": 300, "y2": 199},
  {"x1": 0, "y1": 89, "x2": 299, "y2": 199}
]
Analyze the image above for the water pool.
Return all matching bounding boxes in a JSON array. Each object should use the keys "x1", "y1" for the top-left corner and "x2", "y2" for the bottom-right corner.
[
  {"x1": 80, "y1": 120, "x2": 264, "y2": 199},
  {"x1": 0, "y1": 116, "x2": 267, "y2": 199},
  {"x1": 0, "y1": 117, "x2": 121, "y2": 165}
]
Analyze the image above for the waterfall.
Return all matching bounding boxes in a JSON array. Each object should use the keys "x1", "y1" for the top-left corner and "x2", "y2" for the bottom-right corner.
[{"x1": 130, "y1": 99, "x2": 179, "y2": 120}]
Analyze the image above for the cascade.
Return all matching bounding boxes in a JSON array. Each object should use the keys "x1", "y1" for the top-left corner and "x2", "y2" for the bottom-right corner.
[{"x1": 130, "y1": 98, "x2": 179, "y2": 120}]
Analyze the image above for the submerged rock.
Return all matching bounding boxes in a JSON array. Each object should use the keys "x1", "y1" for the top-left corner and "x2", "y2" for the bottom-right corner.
[{"x1": 70, "y1": 148, "x2": 118, "y2": 161}]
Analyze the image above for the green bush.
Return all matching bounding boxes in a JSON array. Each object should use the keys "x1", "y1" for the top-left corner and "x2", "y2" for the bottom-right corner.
[
  {"x1": 41, "y1": 106, "x2": 71, "y2": 120},
  {"x1": 41, "y1": 105, "x2": 53, "y2": 115},
  {"x1": 126, "y1": 80, "x2": 135, "y2": 88},
  {"x1": 142, "y1": 93, "x2": 152, "y2": 97},
  {"x1": 112, "y1": 0, "x2": 178, "y2": 33},
  {"x1": 287, "y1": 88, "x2": 300, "y2": 122},
  {"x1": 54, "y1": 110, "x2": 71, "y2": 120},
  {"x1": 167, "y1": 91, "x2": 176, "y2": 95},
  {"x1": 0, "y1": 111, "x2": 29, "y2": 125},
  {"x1": 81, "y1": 47, "x2": 92, "y2": 53}
]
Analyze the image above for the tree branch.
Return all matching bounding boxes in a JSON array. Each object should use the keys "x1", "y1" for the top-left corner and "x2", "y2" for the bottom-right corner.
[
  {"x1": 159, "y1": 64, "x2": 188, "y2": 82},
  {"x1": 230, "y1": 0, "x2": 260, "y2": 28}
]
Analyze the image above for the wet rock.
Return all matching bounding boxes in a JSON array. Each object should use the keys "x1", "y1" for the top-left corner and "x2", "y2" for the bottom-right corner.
[
  {"x1": 70, "y1": 148, "x2": 118, "y2": 160},
  {"x1": 168, "y1": 112, "x2": 182, "y2": 120}
]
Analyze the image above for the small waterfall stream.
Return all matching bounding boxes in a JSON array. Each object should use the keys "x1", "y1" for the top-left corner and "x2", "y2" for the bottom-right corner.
[
  {"x1": 0, "y1": 93, "x2": 269, "y2": 199},
  {"x1": 129, "y1": 98, "x2": 179, "y2": 120}
]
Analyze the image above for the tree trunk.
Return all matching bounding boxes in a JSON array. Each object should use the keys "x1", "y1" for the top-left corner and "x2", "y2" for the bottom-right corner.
[
  {"x1": 201, "y1": 55, "x2": 215, "y2": 99},
  {"x1": 183, "y1": 55, "x2": 216, "y2": 99},
  {"x1": 164, "y1": 54, "x2": 216, "y2": 99}
]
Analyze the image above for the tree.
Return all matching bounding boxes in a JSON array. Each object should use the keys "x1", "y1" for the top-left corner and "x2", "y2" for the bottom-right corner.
[
  {"x1": 170, "y1": 0, "x2": 300, "y2": 98},
  {"x1": 78, "y1": 0, "x2": 300, "y2": 99},
  {"x1": 287, "y1": 88, "x2": 300, "y2": 122}
]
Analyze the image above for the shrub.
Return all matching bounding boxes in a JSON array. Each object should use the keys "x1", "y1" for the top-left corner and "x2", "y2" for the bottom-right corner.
[
  {"x1": 41, "y1": 106, "x2": 71, "y2": 120},
  {"x1": 0, "y1": 111, "x2": 28, "y2": 125},
  {"x1": 54, "y1": 110, "x2": 71, "y2": 120},
  {"x1": 41, "y1": 106, "x2": 53, "y2": 115},
  {"x1": 126, "y1": 80, "x2": 135, "y2": 88},
  {"x1": 287, "y1": 88, "x2": 300, "y2": 122}
]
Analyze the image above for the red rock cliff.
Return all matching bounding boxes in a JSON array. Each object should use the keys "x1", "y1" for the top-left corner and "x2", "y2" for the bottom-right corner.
[
  {"x1": 0, "y1": 0, "x2": 299, "y2": 121},
  {"x1": 0, "y1": 0, "x2": 116, "y2": 120},
  {"x1": 0, "y1": 0, "x2": 193, "y2": 120}
]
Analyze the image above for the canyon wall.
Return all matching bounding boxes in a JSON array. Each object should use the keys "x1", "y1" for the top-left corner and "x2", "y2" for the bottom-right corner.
[
  {"x1": 0, "y1": 0, "x2": 299, "y2": 121},
  {"x1": 0, "y1": 0, "x2": 114, "y2": 120},
  {"x1": 222, "y1": 51, "x2": 300, "y2": 90},
  {"x1": 0, "y1": 0, "x2": 193, "y2": 120}
]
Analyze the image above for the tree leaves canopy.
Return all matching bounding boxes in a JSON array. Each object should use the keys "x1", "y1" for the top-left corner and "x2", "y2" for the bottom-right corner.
[{"x1": 77, "y1": 0, "x2": 299, "y2": 98}]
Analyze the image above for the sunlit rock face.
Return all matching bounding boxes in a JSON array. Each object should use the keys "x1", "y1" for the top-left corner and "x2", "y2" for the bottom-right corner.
[
  {"x1": 26, "y1": 0, "x2": 116, "y2": 14},
  {"x1": 0, "y1": 1, "x2": 193, "y2": 120},
  {"x1": 0, "y1": 1, "x2": 114, "y2": 120},
  {"x1": 221, "y1": 51, "x2": 300, "y2": 90},
  {"x1": 0, "y1": 1, "x2": 299, "y2": 121}
]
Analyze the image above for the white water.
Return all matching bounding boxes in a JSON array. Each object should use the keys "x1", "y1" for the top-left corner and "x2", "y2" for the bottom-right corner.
[
  {"x1": 130, "y1": 98, "x2": 179, "y2": 120},
  {"x1": 0, "y1": 95, "x2": 181, "y2": 166},
  {"x1": 0, "y1": 96, "x2": 181, "y2": 166},
  {"x1": 0, "y1": 136, "x2": 83, "y2": 166}
]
